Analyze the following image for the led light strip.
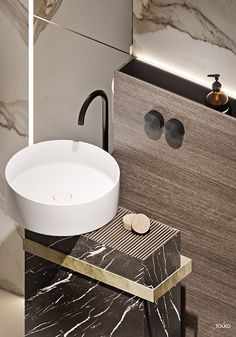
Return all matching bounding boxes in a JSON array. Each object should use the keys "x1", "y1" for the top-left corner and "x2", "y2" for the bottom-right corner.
[
  {"x1": 33, "y1": 15, "x2": 129, "y2": 55},
  {"x1": 135, "y1": 53, "x2": 236, "y2": 99},
  {"x1": 28, "y1": 0, "x2": 34, "y2": 145}
]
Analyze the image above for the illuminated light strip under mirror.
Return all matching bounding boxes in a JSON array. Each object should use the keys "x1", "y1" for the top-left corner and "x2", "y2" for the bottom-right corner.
[
  {"x1": 134, "y1": 52, "x2": 236, "y2": 100},
  {"x1": 28, "y1": 0, "x2": 34, "y2": 145},
  {"x1": 119, "y1": 56, "x2": 236, "y2": 118}
]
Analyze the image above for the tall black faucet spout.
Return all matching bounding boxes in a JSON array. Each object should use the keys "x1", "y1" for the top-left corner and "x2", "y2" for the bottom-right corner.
[{"x1": 78, "y1": 90, "x2": 109, "y2": 152}]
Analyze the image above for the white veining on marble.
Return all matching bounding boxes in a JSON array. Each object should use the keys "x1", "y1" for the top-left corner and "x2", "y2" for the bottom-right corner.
[
  {"x1": 42, "y1": 302, "x2": 56, "y2": 314},
  {"x1": 143, "y1": 264, "x2": 153, "y2": 284},
  {"x1": 55, "y1": 333, "x2": 65, "y2": 337},
  {"x1": 110, "y1": 298, "x2": 140, "y2": 337},
  {"x1": 83, "y1": 319, "x2": 100, "y2": 332},
  {"x1": 152, "y1": 254, "x2": 159, "y2": 282},
  {"x1": 0, "y1": 100, "x2": 28, "y2": 137},
  {"x1": 34, "y1": 0, "x2": 63, "y2": 42},
  {"x1": 80, "y1": 295, "x2": 97, "y2": 309},
  {"x1": 0, "y1": 0, "x2": 28, "y2": 45},
  {"x1": 0, "y1": 0, "x2": 28, "y2": 296},
  {"x1": 103, "y1": 258, "x2": 115, "y2": 270},
  {"x1": 94, "y1": 292, "x2": 123, "y2": 318},
  {"x1": 48, "y1": 236, "x2": 74, "y2": 248},
  {"x1": 86, "y1": 245, "x2": 106, "y2": 258},
  {"x1": 162, "y1": 246, "x2": 168, "y2": 277},
  {"x1": 72, "y1": 281, "x2": 99, "y2": 303},
  {"x1": 26, "y1": 322, "x2": 59, "y2": 336},
  {"x1": 24, "y1": 232, "x2": 181, "y2": 336},
  {"x1": 89, "y1": 322, "x2": 101, "y2": 329},
  {"x1": 0, "y1": 174, "x2": 6, "y2": 211},
  {"x1": 133, "y1": 0, "x2": 236, "y2": 95},
  {"x1": 44, "y1": 0, "x2": 60, "y2": 16},
  {"x1": 77, "y1": 244, "x2": 106, "y2": 260},
  {"x1": 101, "y1": 248, "x2": 115, "y2": 262},
  {"x1": 27, "y1": 273, "x2": 73, "y2": 303},
  {"x1": 64, "y1": 307, "x2": 95, "y2": 337},
  {"x1": 170, "y1": 298, "x2": 181, "y2": 321},
  {"x1": 134, "y1": 267, "x2": 144, "y2": 280},
  {"x1": 134, "y1": 0, "x2": 236, "y2": 55},
  {"x1": 163, "y1": 294, "x2": 170, "y2": 328},
  {"x1": 133, "y1": 0, "x2": 148, "y2": 19},
  {"x1": 39, "y1": 273, "x2": 73, "y2": 293},
  {"x1": 55, "y1": 294, "x2": 64, "y2": 304},
  {"x1": 174, "y1": 240, "x2": 180, "y2": 256},
  {"x1": 156, "y1": 306, "x2": 169, "y2": 337},
  {"x1": 26, "y1": 321, "x2": 52, "y2": 335}
]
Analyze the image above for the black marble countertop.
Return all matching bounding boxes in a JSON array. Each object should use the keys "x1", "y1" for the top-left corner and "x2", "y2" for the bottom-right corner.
[
  {"x1": 26, "y1": 207, "x2": 180, "y2": 288},
  {"x1": 25, "y1": 207, "x2": 182, "y2": 337}
]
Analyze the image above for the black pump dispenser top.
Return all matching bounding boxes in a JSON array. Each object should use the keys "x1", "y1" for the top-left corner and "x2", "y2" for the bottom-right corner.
[
  {"x1": 207, "y1": 74, "x2": 221, "y2": 92},
  {"x1": 206, "y1": 73, "x2": 230, "y2": 114}
]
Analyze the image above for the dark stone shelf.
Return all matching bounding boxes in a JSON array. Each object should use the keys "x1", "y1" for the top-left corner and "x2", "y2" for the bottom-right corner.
[{"x1": 24, "y1": 207, "x2": 186, "y2": 337}]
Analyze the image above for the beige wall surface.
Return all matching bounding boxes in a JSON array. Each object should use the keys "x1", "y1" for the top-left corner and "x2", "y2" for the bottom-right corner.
[
  {"x1": 34, "y1": 0, "x2": 132, "y2": 152},
  {"x1": 0, "y1": 0, "x2": 28, "y2": 296}
]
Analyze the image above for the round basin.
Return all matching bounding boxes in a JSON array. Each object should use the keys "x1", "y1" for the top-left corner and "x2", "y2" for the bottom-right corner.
[{"x1": 5, "y1": 140, "x2": 120, "y2": 236}]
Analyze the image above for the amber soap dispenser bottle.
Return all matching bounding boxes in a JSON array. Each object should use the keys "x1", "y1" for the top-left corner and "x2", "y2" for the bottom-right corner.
[{"x1": 205, "y1": 74, "x2": 230, "y2": 114}]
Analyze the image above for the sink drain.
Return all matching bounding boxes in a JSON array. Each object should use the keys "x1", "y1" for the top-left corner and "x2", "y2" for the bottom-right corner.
[{"x1": 53, "y1": 191, "x2": 72, "y2": 202}]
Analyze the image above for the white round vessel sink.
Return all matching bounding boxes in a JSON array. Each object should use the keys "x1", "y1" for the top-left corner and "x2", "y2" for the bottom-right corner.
[{"x1": 5, "y1": 140, "x2": 120, "y2": 236}]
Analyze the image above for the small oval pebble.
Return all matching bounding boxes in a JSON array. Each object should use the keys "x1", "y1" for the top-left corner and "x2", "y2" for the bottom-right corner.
[
  {"x1": 123, "y1": 213, "x2": 136, "y2": 231},
  {"x1": 131, "y1": 214, "x2": 150, "y2": 234}
]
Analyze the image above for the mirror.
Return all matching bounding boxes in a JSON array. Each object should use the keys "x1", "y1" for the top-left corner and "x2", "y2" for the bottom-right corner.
[{"x1": 34, "y1": 0, "x2": 132, "y2": 152}]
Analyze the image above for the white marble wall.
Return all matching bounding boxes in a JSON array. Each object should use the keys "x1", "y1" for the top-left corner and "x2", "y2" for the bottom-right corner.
[
  {"x1": 0, "y1": 0, "x2": 28, "y2": 295},
  {"x1": 34, "y1": 0, "x2": 132, "y2": 151},
  {"x1": 133, "y1": 0, "x2": 236, "y2": 97}
]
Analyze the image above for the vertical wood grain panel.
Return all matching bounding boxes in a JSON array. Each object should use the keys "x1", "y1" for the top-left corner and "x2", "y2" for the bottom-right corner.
[{"x1": 114, "y1": 70, "x2": 236, "y2": 337}]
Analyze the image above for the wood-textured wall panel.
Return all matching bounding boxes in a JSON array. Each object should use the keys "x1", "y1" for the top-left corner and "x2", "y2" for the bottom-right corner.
[{"x1": 114, "y1": 70, "x2": 236, "y2": 337}]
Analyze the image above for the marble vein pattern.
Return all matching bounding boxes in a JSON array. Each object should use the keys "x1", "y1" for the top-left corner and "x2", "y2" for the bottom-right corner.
[
  {"x1": 0, "y1": 100, "x2": 28, "y2": 137},
  {"x1": 25, "y1": 223, "x2": 181, "y2": 337},
  {"x1": 34, "y1": 0, "x2": 63, "y2": 42},
  {"x1": 133, "y1": 0, "x2": 236, "y2": 55},
  {"x1": 0, "y1": 174, "x2": 5, "y2": 212},
  {"x1": 0, "y1": 0, "x2": 28, "y2": 296},
  {"x1": 0, "y1": 0, "x2": 28, "y2": 141},
  {"x1": 0, "y1": 0, "x2": 28, "y2": 45},
  {"x1": 133, "y1": 0, "x2": 236, "y2": 95}
]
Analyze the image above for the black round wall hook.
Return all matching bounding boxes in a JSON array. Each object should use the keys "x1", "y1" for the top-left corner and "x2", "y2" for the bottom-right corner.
[
  {"x1": 144, "y1": 110, "x2": 164, "y2": 141},
  {"x1": 165, "y1": 118, "x2": 185, "y2": 149}
]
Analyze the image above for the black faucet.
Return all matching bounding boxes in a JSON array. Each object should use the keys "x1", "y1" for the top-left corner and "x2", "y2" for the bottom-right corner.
[{"x1": 78, "y1": 90, "x2": 109, "y2": 152}]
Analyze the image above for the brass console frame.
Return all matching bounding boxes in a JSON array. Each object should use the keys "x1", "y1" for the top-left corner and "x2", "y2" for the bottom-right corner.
[{"x1": 24, "y1": 238, "x2": 192, "y2": 303}]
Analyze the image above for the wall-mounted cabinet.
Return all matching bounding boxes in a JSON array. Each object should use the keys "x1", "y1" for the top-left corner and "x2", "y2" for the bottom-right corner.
[{"x1": 114, "y1": 58, "x2": 236, "y2": 337}]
